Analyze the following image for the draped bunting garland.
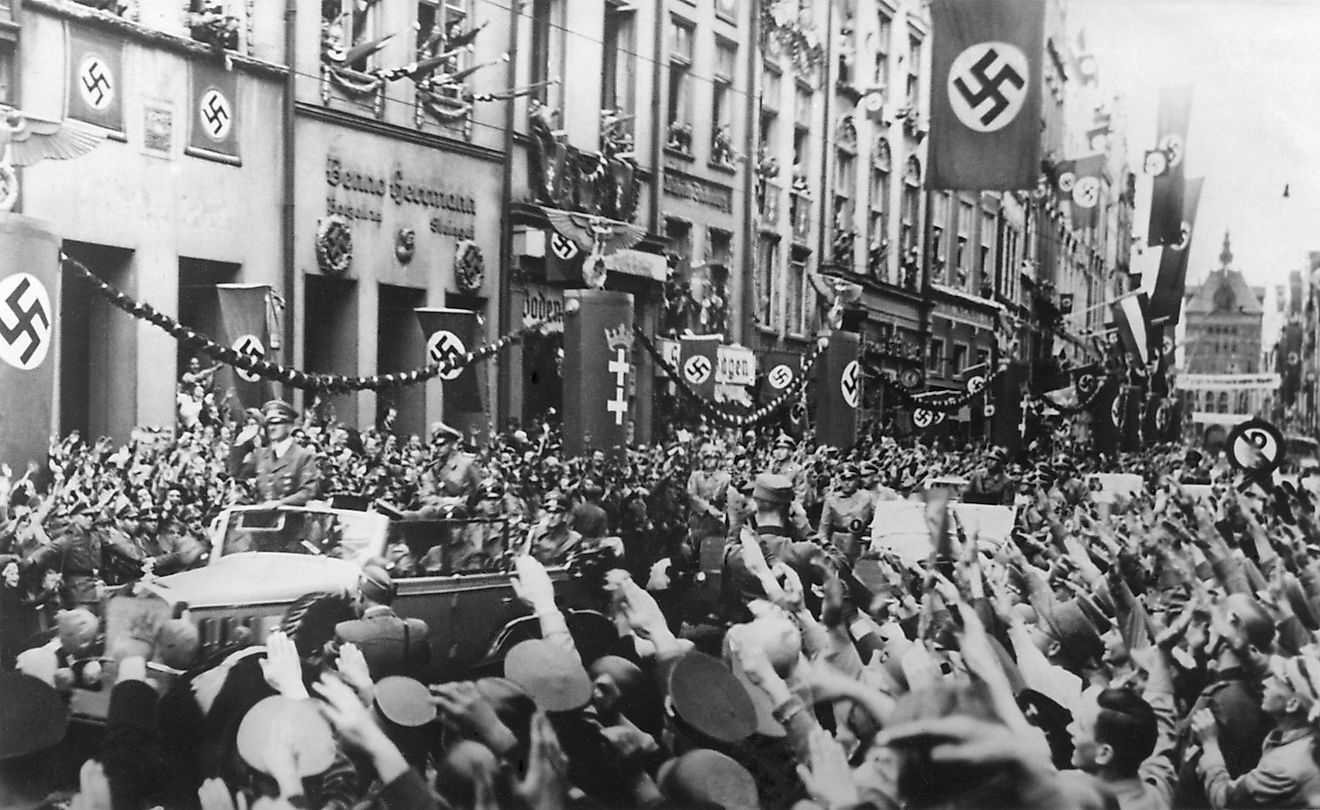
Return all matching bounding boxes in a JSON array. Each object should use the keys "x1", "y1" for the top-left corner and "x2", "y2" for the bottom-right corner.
[
  {"x1": 1031, "y1": 378, "x2": 1111, "y2": 416},
  {"x1": 634, "y1": 328, "x2": 823, "y2": 429},
  {"x1": 880, "y1": 369, "x2": 1004, "y2": 414},
  {"x1": 61, "y1": 254, "x2": 557, "y2": 393}
]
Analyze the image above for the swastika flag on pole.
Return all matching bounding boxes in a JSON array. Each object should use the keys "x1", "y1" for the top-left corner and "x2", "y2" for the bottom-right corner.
[
  {"x1": 928, "y1": 0, "x2": 1045, "y2": 190},
  {"x1": 66, "y1": 25, "x2": 124, "y2": 132},
  {"x1": 189, "y1": 62, "x2": 240, "y2": 161},
  {"x1": 1147, "y1": 85, "x2": 1193, "y2": 247},
  {"x1": 1148, "y1": 176, "x2": 1204, "y2": 326}
]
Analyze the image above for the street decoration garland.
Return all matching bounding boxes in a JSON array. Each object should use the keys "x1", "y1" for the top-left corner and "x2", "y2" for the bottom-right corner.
[
  {"x1": 634, "y1": 328, "x2": 823, "y2": 429},
  {"x1": 61, "y1": 253, "x2": 558, "y2": 394},
  {"x1": 880, "y1": 369, "x2": 1003, "y2": 414}
]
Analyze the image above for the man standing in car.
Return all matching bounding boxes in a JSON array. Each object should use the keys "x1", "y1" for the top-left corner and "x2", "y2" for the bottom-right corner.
[{"x1": 229, "y1": 399, "x2": 321, "y2": 507}]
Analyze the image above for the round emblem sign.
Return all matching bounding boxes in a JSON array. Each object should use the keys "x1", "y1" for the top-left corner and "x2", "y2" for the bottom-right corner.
[
  {"x1": 1143, "y1": 149, "x2": 1169, "y2": 177},
  {"x1": 947, "y1": 42, "x2": 1030, "y2": 133},
  {"x1": 912, "y1": 408, "x2": 935, "y2": 429},
  {"x1": 427, "y1": 331, "x2": 467, "y2": 381},
  {"x1": 1076, "y1": 372, "x2": 1099, "y2": 397},
  {"x1": 0, "y1": 273, "x2": 52, "y2": 371},
  {"x1": 899, "y1": 368, "x2": 922, "y2": 389},
  {"x1": 231, "y1": 334, "x2": 264, "y2": 383},
  {"x1": 965, "y1": 375, "x2": 986, "y2": 395},
  {"x1": 1227, "y1": 418, "x2": 1283, "y2": 476},
  {"x1": 199, "y1": 87, "x2": 233, "y2": 142},
  {"x1": 1057, "y1": 171, "x2": 1077, "y2": 193},
  {"x1": 862, "y1": 92, "x2": 885, "y2": 115},
  {"x1": 682, "y1": 355, "x2": 712, "y2": 386},
  {"x1": 767, "y1": 363, "x2": 794, "y2": 390},
  {"x1": 77, "y1": 54, "x2": 115, "y2": 112},
  {"x1": 840, "y1": 360, "x2": 861, "y2": 408},
  {"x1": 1072, "y1": 176, "x2": 1101, "y2": 208}
]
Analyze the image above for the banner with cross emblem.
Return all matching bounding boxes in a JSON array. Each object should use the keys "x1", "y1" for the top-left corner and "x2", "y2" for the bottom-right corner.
[
  {"x1": 416, "y1": 308, "x2": 483, "y2": 418},
  {"x1": 0, "y1": 218, "x2": 59, "y2": 481},
  {"x1": 189, "y1": 63, "x2": 239, "y2": 161},
  {"x1": 815, "y1": 331, "x2": 860, "y2": 449},
  {"x1": 928, "y1": 0, "x2": 1045, "y2": 190},
  {"x1": 67, "y1": 25, "x2": 124, "y2": 132},
  {"x1": 217, "y1": 284, "x2": 273, "y2": 412},
  {"x1": 678, "y1": 335, "x2": 720, "y2": 402},
  {"x1": 562, "y1": 290, "x2": 634, "y2": 459}
]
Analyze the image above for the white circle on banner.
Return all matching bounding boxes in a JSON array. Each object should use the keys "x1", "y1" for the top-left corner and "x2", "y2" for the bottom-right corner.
[
  {"x1": 428, "y1": 331, "x2": 466, "y2": 381},
  {"x1": 231, "y1": 334, "x2": 264, "y2": 383},
  {"x1": 683, "y1": 354, "x2": 712, "y2": 386},
  {"x1": 1057, "y1": 172, "x2": 1076, "y2": 193},
  {"x1": 0, "y1": 273, "x2": 52, "y2": 371},
  {"x1": 1158, "y1": 134, "x2": 1185, "y2": 168},
  {"x1": 947, "y1": 42, "x2": 1030, "y2": 132},
  {"x1": 768, "y1": 363, "x2": 794, "y2": 390},
  {"x1": 199, "y1": 87, "x2": 233, "y2": 142},
  {"x1": 840, "y1": 361, "x2": 861, "y2": 408},
  {"x1": 913, "y1": 408, "x2": 934, "y2": 428},
  {"x1": 966, "y1": 375, "x2": 986, "y2": 395},
  {"x1": 77, "y1": 54, "x2": 115, "y2": 112},
  {"x1": 1072, "y1": 177, "x2": 1100, "y2": 208}
]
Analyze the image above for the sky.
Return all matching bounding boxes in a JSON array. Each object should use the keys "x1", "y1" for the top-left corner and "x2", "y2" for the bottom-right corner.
[{"x1": 1071, "y1": 0, "x2": 1320, "y2": 333}]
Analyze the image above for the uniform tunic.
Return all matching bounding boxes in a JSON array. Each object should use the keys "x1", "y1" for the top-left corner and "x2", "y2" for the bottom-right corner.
[{"x1": 816, "y1": 488, "x2": 875, "y2": 560}]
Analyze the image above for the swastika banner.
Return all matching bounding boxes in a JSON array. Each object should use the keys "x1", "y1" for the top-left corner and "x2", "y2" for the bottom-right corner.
[
  {"x1": 66, "y1": 25, "x2": 124, "y2": 132},
  {"x1": 678, "y1": 335, "x2": 720, "y2": 403},
  {"x1": 415, "y1": 308, "x2": 482, "y2": 419},
  {"x1": 928, "y1": 0, "x2": 1045, "y2": 190},
  {"x1": 562, "y1": 290, "x2": 634, "y2": 459},
  {"x1": 815, "y1": 331, "x2": 860, "y2": 449},
  {"x1": 189, "y1": 62, "x2": 240, "y2": 161},
  {"x1": 1148, "y1": 85, "x2": 1193, "y2": 247},
  {"x1": 1067, "y1": 154, "x2": 1106, "y2": 230},
  {"x1": 216, "y1": 284, "x2": 272, "y2": 413},
  {"x1": 1148, "y1": 176, "x2": 1204, "y2": 325},
  {"x1": 758, "y1": 349, "x2": 802, "y2": 406},
  {"x1": 0, "y1": 217, "x2": 59, "y2": 479}
]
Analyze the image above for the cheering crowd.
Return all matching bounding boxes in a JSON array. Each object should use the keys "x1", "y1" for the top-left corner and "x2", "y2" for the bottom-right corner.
[{"x1": 7, "y1": 375, "x2": 1320, "y2": 809}]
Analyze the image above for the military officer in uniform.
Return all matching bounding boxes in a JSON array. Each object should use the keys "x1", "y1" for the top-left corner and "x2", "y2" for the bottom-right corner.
[
  {"x1": 228, "y1": 400, "x2": 321, "y2": 506},
  {"x1": 768, "y1": 434, "x2": 814, "y2": 512},
  {"x1": 21, "y1": 500, "x2": 106, "y2": 612},
  {"x1": 333, "y1": 564, "x2": 431, "y2": 680},
  {"x1": 687, "y1": 443, "x2": 731, "y2": 554},
  {"x1": 815, "y1": 463, "x2": 875, "y2": 561}
]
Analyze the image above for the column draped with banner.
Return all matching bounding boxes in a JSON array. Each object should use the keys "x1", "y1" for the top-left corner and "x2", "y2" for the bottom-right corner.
[
  {"x1": 216, "y1": 284, "x2": 272, "y2": 412},
  {"x1": 416, "y1": 308, "x2": 483, "y2": 433},
  {"x1": 0, "y1": 216, "x2": 59, "y2": 478},
  {"x1": 815, "y1": 332, "x2": 860, "y2": 449},
  {"x1": 563, "y1": 290, "x2": 634, "y2": 459},
  {"x1": 928, "y1": 0, "x2": 1045, "y2": 190}
]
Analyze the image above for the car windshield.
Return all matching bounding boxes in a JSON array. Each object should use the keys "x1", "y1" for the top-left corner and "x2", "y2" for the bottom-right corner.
[{"x1": 218, "y1": 508, "x2": 377, "y2": 563}]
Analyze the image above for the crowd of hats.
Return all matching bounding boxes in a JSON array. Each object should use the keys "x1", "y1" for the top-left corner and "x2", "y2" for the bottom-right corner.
[{"x1": 63, "y1": 254, "x2": 561, "y2": 393}]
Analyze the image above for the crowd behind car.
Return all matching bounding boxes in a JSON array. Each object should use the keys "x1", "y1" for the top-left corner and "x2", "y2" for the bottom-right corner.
[{"x1": 9, "y1": 382, "x2": 1320, "y2": 809}]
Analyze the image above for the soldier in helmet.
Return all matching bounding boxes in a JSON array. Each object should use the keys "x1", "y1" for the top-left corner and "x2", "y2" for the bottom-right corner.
[
  {"x1": 228, "y1": 399, "x2": 322, "y2": 507},
  {"x1": 815, "y1": 462, "x2": 875, "y2": 561}
]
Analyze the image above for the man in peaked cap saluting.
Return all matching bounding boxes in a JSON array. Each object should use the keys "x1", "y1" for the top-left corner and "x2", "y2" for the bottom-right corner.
[{"x1": 228, "y1": 399, "x2": 321, "y2": 507}]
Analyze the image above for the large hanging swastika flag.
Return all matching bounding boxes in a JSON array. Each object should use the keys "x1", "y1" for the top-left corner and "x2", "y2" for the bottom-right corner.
[
  {"x1": 815, "y1": 331, "x2": 860, "y2": 449},
  {"x1": 416, "y1": 308, "x2": 483, "y2": 418},
  {"x1": 67, "y1": 25, "x2": 124, "y2": 133},
  {"x1": 928, "y1": 0, "x2": 1045, "y2": 190},
  {"x1": 0, "y1": 216, "x2": 59, "y2": 482},
  {"x1": 217, "y1": 284, "x2": 273, "y2": 412},
  {"x1": 1148, "y1": 85, "x2": 1193, "y2": 247},
  {"x1": 1148, "y1": 176, "x2": 1204, "y2": 326},
  {"x1": 189, "y1": 62, "x2": 240, "y2": 161},
  {"x1": 678, "y1": 335, "x2": 720, "y2": 402}
]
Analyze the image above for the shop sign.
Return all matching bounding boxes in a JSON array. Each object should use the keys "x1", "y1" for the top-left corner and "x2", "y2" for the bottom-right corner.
[
  {"x1": 716, "y1": 345, "x2": 755, "y2": 385},
  {"x1": 520, "y1": 285, "x2": 564, "y2": 333},
  {"x1": 324, "y1": 155, "x2": 477, "y2": 237},
  {"x1": 663, "y1": 169, "x2": 734, "y2": 212}
]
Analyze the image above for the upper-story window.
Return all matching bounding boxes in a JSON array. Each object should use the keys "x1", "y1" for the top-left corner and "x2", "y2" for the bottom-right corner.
[
  {"x1": 869, "y1": 136, "x2": 891, "y2": 280},
  {"x1": 956, "y1": 200, "x2": 973, "y2": 287},
  {"x1": 979, "y1": 211, "x2": 996, "y2": 294},
  {"x1": 667, "y1": 17, "x2": 696, "y2": 154},
  {"x1": 871, "y1": 10, "x2": 891, "y2": 91},
  {"x1": 711, "y1": 37, "x2": 738, "y2": 166},
  {"x1": 715, "y1": 0, "x2": 738, "y2": 23},
  {"x1": 905, "y1": 33, "x2": 922, "y2": 106},
  {"x1": 602, "y1": 2, "x2": 637, "y2": 135},
  {"x1": 530, "y1": 0, "x2": 566, "y2": 112}
]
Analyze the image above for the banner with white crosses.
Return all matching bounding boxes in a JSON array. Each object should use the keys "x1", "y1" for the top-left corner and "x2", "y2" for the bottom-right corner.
[{"x1": 189, "y1": 62, "x2": 240, "y2": 161}]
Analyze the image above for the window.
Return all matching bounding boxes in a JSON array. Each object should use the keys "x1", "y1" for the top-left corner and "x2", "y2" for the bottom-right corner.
[
  {"x1": 758, "y1": 235, "x2": 781, "y2": 328},
  {"x1": 871, "y1": 10, "x2": 891, "y2": 90},
  {"x1": 930, "y1": 193, "x2": 949, "y2": 280},
  {"x1": 531, "y1": 0, "x2": 566, "y2": 110},
  {"x1": 952, "y1": 344, "x2": 968, "y2": 374},
  {"x1": 979, "y1": 213, "x2": 996, "y2": 294},
  {"x1": 928, "y1": 338, "x2": 944, "y2": 375},
  {"x1": 833, "y1": 116, "x2": 857, "y2": 263},
  {"x1": 900, "y1": 157, "x2": 921, "y2": 253},
  {"x1": 0, "y1": 43, "x2": 11, "y2": 105},
  {"x1": 601, "y1": 3, "x2": 637, "y2": 132},
  {"x1": 715, "y1": 0, "x2": 738, "y2": 21},
  {"x1": 667, "y1": 18, "x2": 695, "y2": 153},
  {"x1": 708, "y1": 228, "x2": 734, "y2": 270},
  {"x1": 998, "y1": 224, "x2": 1019, "y2": 302},
  {"x1": 763, "y1": 68, "x2": 782, "y2": 112},
  {"x1": 711, "y1": 38, "x2": 737, "y2": 165},
  {"x1": 905, "y1": 33, "x2": 922, "y2": 106},
  {"x1": 327, "y1": 0, "x2": 379, "y2": 72},
  {"x1": 788, "y1": 248, "x2": 810, "y2": 335},
  {"x1": 665, "y1": 217, "x2": 693, "y2": 270},
  {"x1": 956, "y1": 200, "x2": 973, "y2": 287}
]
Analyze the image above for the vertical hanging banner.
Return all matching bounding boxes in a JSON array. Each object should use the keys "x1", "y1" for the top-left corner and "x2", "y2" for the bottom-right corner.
[
  {"x1": 1147, "y1": 85, "x2": 1193, "y2": 247},
  {"x1": 928, "y1": 0, "x2": 1045, "y2": 190},
  {"x1": 1120, "y1": 383, "x2": 1145, "y2": 453},
  {"x1": 759, "y1": 349, "x2": 803, "y2": 406},
  {"x1": 188, "y1": 62, "x2": 240, "y2": 161},
  {"x1": 1052, "y1": 158, "x2": 1076, "y2": 222},
  {"x1": 1148, "y1": 177, "x2": 1204, "y2": 325},
  {"x1": 216, "y1": 284, "x2": 272, "y2": 411},
  {"x1": 562, "y1": 290, "x2": 634, "y2": 459},
  {"x1": 1067, "y1": 154, "x2": 1106, "y2": 230},
  {"x1": 1089, "y1": 378, "x2": 1122, "y2": 458},
  {"x1": 815, "y1": 331, "x2": 861, "y2": 449},
  {"x1": 416, "y1": 308, "x2": 483, "y2": 416},
  {"x1": 678, "y1": 335, "x2": 720, "y2": 403},
  {"x1": 0, "y1": 217, "x2": 59, "y2": 478},
  {"x1": 67, "y1": 25, "x2": 125, "y2": 132},
  {"x1": 990, "y1": 361, "x2": 1027, "y2": 456},
  {"x1": 1110, "y1": 294, "x2": 1150, "y2": 368}
]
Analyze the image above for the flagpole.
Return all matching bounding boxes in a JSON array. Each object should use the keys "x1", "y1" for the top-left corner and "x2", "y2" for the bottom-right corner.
[{"x1": 1063, "y1": 289, "x2": 1142, "y2": 320}]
